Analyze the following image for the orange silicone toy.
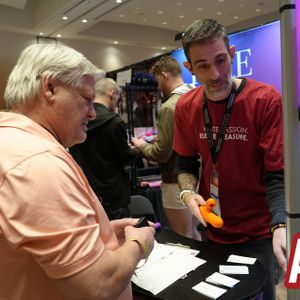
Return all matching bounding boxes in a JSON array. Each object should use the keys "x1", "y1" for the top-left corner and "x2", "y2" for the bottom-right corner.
[{"x1": 199, "y1": 198, "x2": 224, "y2": 228}]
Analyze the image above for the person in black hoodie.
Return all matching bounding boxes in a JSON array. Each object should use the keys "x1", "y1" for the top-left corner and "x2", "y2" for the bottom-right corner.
[{"x1": 69, "y1": 78, "x2": 137, "y2": 219}]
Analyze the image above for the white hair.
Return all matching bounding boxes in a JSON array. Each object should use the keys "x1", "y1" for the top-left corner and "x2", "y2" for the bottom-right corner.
[
  {"x1": 95, "y1": 78, "x2": 121, "y2": 97},
  {"x1": 4, "y1": 44, "x2": 105, "y2": 108}
]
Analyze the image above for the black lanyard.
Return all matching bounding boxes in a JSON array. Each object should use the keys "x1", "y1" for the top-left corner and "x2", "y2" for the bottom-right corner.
[{"x1": 202, "y1": 82, "x2": 237, "y2": 164}]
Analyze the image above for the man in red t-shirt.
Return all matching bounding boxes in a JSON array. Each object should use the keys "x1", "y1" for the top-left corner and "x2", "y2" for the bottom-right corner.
[{"x1": 173, "y1": 18, "x2": 286, "y2": 300}]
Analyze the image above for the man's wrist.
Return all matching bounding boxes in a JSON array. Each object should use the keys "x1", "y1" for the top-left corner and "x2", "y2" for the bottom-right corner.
[
  {"x1": 126, "y1": 237, "x2": 149, "y2": 260},
  {"x1": 270, "y1": 220, "x2": 286, "y2": 234},
  {"x1": 138, "y1": 141, "x2": 148, "y2": 152},
  {"x1": 179, "y1": 189, "x2": 195, "y2": 206}
]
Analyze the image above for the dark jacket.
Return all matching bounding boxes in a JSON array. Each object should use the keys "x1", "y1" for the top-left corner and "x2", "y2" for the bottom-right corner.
[{"x1": 69, "y1": 103, "x2": 137, "y2": 216}]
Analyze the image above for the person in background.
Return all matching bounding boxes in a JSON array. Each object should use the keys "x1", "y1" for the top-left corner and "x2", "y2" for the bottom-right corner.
[
  {"x1": 173, "y1": 18, "x2": 286, "y2": 299},
  {"x1": 0, "y1": 44, "x2": 155, "y2": 300},
  {"x1": 70, "y1": 78, "x2": 138, "y2": 220},
  {"x1": 132, "y1": 56, "x2": 201, "y2": 240}
]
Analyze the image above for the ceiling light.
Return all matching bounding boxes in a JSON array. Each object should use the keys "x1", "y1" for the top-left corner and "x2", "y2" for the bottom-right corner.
[
  {"x1": 177, "y1": 2, "x2": 182, "y2": 6},
  {"x1": 179, "y1": 15, "x2": 184, "y2": 18},
  {"x1": 218, "y1": 0, "x2": 225, "y2": 2},
  {"x1": 116, "y1": 0, "x2": 122, "y2": 3},
  {"x1": 114, "y1": 41, "x2": 119, "y2": 44},
  {"x1": 39, "y1": 32, "x2": 44, "y2": 36},
  {"x1": 62, "y1": 16, "x2": 68, "y2": 20},
  {"x1": 256, "y1": 8, "x2": 261, "y2": 12},
  {"x1": 82, "y1": 19, "x2": 88, "y2": 23},
  {"x1": 216, "y1": 11, "x2": 222, "y2": 15},
  {"x1": 197, "y1": 7, "x2": 203, "y2": 11},
  {"x1": 162, "y1": 47, "x2": 166, "y2": 50},
  {"x1": 57, "y1": 34, "x2": 62, "y2": 38},
  {"x1": 157, "y1": 11, "x2": 163, "y2": 14},
  {"x1": 162, "y1": 22, "x2": 167, "y2": 25},
  {"x1": 234, "y1": 16, "x2": 239, "y2": 19},
  {"x1": 119, "y1": 14, "x2": 124, "y2": 18}
]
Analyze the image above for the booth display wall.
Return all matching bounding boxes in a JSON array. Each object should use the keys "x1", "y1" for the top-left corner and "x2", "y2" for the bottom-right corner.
[{"x1": 171, "y1": 21, "x2": 282, "y2": 93}]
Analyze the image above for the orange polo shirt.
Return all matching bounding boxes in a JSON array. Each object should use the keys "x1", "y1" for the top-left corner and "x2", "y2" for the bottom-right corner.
[{"x1": 0, "y1": 112, "x2": 132, "y2": 300}]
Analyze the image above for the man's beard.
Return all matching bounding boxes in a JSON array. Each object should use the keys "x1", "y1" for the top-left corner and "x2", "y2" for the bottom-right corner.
[{"x1": 205, "y1": 77, "x2": 231, "y2": 99}]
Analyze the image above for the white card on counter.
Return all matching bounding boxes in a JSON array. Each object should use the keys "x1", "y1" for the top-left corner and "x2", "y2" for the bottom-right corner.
[
  {"x1": 227, "y1": 254, "x2": 257, "y2": 265},
  {"x1": 219, "y1": 265, "x2": 249, "y2": 274},
  {"x1": 192, "y1": 281, "x2": 227, "y2": 299},
  {"x1": 206, "y1": 272, "x2": 240, "y2": 288}
]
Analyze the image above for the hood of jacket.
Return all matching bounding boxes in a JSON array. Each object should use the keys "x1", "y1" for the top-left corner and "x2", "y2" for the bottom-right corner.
[{"x1": 87, "y1": 102, "x2": 119, "y2": 131}]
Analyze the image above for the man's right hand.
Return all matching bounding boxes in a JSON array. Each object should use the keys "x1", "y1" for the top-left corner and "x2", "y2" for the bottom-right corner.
[
  {"x1": 131, "y1": 137, "x2": 146, "y2": 148},
  {"x1": 183, "y1": 193, "x2": 207, "y2": 227},
  {"x1": 56, "y1": 224, "x2": 155, "y2": 300}
]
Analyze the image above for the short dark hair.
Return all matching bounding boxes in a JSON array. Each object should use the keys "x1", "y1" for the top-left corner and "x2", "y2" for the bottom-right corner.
[
  {"x1": 182, "y1": 18, "x2": 229, "y2": 62},
  {"x1": 150, "y1": 55, "x2": 182, "y2": 77}
]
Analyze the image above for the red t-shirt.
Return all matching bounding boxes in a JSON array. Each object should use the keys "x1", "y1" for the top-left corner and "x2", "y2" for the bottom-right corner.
[{"x1": 174, "y1": 78, "x2": 284, "y2": 244}]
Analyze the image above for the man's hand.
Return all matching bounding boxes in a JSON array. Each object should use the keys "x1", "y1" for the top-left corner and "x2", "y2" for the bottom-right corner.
[
  {"x1": 131, "y1": 137, "x2": 146, "y2": 148},
  {"x1": 272, "y1": 227, "x2": 287, "y2": 273},
  {"x1": 110, "y1": 218, "x2": 139, "y2": 244},
  {"x1": 111, "y1": 218, "x2": 156, "y2": 245},
  {"x1": 124, "y1": 223, "x2": 156, "y2": 259},
  {"x1": 128, "y1": 143, "x2": 137, "y2": 151},
  {"x1": 183, "y1": 193, "x2": 207, "y2": 226}
]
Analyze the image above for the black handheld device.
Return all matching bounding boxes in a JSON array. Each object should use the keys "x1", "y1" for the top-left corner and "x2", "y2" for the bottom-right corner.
[{"x1": 134, "y1": 216, "x2": 149, "y2": 228}]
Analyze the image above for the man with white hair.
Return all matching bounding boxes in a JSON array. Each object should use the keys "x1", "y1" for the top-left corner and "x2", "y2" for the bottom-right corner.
[{"x1": 0, "y1": 44, "x2": 155, "y2": 300}]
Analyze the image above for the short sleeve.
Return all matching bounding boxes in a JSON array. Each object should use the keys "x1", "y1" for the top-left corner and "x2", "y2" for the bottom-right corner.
[
  {"x1": 173, "y1": 99, "x2": 197, "y2": 156},
  {"x1": 0, "y1": 150, "x2": 106, "y2": 279}
]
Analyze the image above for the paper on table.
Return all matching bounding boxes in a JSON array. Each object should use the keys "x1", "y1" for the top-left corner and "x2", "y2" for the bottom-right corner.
[
  {"x1": 227, "y1": 254, "x2": 257, "y2": 265},
  {"x1": 135, "y1": 241, "x2": 199, "y2": 268},
  {"x1": 164, "y1": 242, "x2": 200, "y2": 256},
  {"x1": 206, "y1": 272, "x2": 240, "y2": 288},
  {"x1": 132, "y1": 242, "x2": 206, "y2": 295},
  {"x1": 192, "y1": 281, "x2": 227, "y2": 299},
  {"x1": 219, "y1": 265, "x2": 249, "y2": 274}
]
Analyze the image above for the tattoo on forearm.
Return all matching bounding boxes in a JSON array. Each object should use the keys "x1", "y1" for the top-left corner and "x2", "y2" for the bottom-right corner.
[{"x1": 178, "y1": 173, "x2": 198, "y2": 191}]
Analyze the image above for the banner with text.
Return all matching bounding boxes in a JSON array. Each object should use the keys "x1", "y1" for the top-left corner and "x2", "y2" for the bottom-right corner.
[{"x1": 171, "y1": 21, "x2": 282, "y2": 93}]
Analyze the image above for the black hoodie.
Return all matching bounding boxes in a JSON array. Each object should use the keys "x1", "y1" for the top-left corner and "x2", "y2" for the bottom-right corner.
[{"x1": 69, "y1": 103, "x2": 137, "y2": 218}]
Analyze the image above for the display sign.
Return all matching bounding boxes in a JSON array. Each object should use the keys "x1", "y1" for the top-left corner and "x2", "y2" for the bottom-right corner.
[
  {"x1": 171, "y1": 21, "x2": 282, "y2": 93},
  {"x1": 285, "y1": 232, "x2": 300, "y2": 288},
  {"x1": 116, "y1": 69, "x2": 132, "y2": 87}
]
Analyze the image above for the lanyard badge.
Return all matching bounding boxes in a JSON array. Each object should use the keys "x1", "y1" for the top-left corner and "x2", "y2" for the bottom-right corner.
[
  {"x1": 203, "y1": 81, "x2": 237, "y2": 217},
  {"x1": 210, "y1": 164, "x2": 221, "y2": 214}
]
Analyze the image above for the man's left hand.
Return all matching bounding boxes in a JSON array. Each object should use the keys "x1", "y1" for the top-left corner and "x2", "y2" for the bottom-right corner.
[{"x1": 272, "y1": 227, "x2": 287, "y2": 273}]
